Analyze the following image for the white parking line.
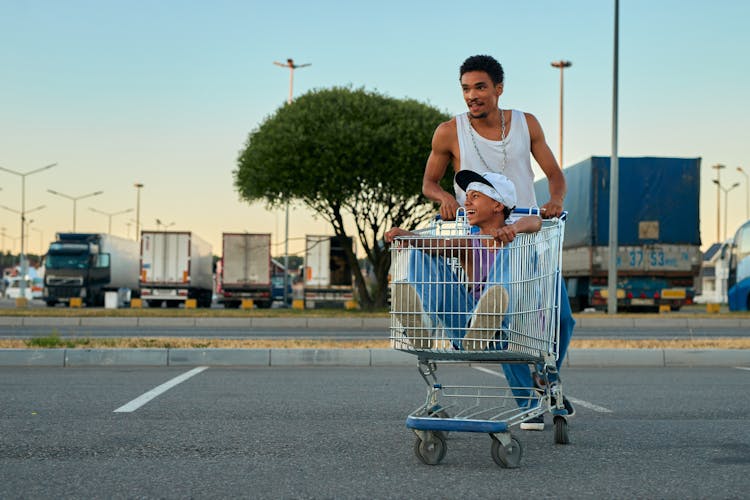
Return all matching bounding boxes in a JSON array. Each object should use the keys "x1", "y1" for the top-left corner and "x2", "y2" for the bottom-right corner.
[
  {"x1": 735, "y1": 367, "x2": 750, "y2": 372},
  {"x1": 114, "y1": 367, "x2": 208, "y2": 413},
  {"x1": 472, "y1": 365, "x2": 613, "y2": 413}
]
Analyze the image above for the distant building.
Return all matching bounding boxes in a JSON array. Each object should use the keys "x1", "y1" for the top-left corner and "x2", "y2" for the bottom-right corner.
[{"x1": 695, "y1": 240, "x2": 732, "y2": 304}]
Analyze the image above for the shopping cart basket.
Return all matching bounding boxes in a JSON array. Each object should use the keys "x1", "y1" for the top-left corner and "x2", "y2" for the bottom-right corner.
[{"x1": 389, "y1": 209, "x2": 569, "y2": 468}]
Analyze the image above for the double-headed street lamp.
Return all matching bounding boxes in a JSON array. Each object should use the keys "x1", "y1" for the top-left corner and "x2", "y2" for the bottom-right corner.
[
  {"x1": 155, "y1": 218, "x2": 175, "y2": 231},
  {"x1": 0, "y1": 162, "x2": 56, "y2": 298},
  {"x1": 737, "y1": 166, "x2": 749, "y2": 220},
  {"x1": 274, "y1": 57, "x2": 311, "y2": 307},
  {"x1": 47, "y1": 188, "x2": 103, "y2": 231},
  {"x1": 711, "y1": 164, "x2": 726, "y2": 243},
  {"x1": 712, "y1": 179, "x2": 740, "y2": 241},
  {"x1": 89, "y1": 207, "x2": 134, "y2": 235}
]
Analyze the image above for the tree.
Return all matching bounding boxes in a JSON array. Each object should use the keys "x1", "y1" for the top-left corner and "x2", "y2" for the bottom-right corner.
[{"x1": 235, "y1": 87, "x2": 450, "y2": 309}]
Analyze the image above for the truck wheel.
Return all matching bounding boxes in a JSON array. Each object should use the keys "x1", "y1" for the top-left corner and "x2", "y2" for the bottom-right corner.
[
  {"x1": 45, "y1": 300, "x2": 57, "y2": 308},
  {"x1": 149, "y1": 300, "x2": 163, "y2": 308}
]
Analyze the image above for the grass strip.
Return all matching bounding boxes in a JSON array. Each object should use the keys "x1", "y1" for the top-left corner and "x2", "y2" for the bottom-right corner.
[{"x1": 3, "y1": 336, "x2": 749, "y2": 350}]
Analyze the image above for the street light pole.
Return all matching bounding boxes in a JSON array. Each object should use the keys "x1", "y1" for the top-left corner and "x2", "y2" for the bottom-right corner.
[
  {"x1": 713, "y1": 180, "x2": 740, "y2": 241},
  {"x1": 89, "y1": 207, "x2": 134, "y2": 235},
  {"x1": 0, "y1": 162, "x2": 56, "y2": 300},
  {"x1": 274, "y1": 57, "x2": 311, "y2": 307},
  {"x1": 134, "y1": 183, "x2": 144, "y2": 242},
  {"x1": 712, "y1": 164, "x2": 726, "y2": 243},
  {"x1": 550, "y1": 60, "x2": 572, "y2": 167},
  {"x1": 737, "y1": 166, "x2": 749, "y2": 220},
  {"x1": 607, "y1": 0, "x2": 620, "y2": 315}
]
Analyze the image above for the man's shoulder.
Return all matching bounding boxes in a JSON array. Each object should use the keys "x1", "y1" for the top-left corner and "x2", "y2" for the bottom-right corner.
[{"x1": 433, "y1": 117, "x2": 458, "y2": 144}]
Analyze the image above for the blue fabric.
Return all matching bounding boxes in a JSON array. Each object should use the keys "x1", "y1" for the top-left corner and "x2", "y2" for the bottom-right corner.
[
  {"x1": 502, "y1": 278, "x2": 575, "y2": 407},
  {"x1": 406, "y1": 245, "x2": 510, "y2": 350}
]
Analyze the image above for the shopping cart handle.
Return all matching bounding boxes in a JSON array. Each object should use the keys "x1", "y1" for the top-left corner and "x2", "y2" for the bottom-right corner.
[
  {"x1": 513, "y1": 207, "x2": 567, "y2": 221},
  {"x1": 434, "y1": 208, "x2": 567, "y2": 221}
]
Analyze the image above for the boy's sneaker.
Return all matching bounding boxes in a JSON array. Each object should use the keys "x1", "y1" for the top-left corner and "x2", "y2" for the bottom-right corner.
[
  {"x1": 464, "y1": 285, "x2": 508, "y2": 351},
  {"x1": 391, "y1": 283, "x2": 432, "y2": 349},
  {"x1": 520, "y1": 414, "x2": 545, "y2": 431}
]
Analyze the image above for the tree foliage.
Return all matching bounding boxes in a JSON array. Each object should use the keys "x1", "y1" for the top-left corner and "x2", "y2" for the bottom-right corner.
[{"x1": 235, "y1": 87, "x2": 450, "y2": 309}]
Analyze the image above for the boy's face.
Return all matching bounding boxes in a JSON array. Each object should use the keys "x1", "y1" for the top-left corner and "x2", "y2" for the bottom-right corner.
[
  {"x1": 460, "y1": 71, "x2": 503, "y2": 119},
  {"x1": 464, "y1": 190, "x2": 504, "y2": 227}
]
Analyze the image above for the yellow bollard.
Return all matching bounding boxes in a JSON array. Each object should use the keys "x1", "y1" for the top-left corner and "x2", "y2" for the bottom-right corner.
[
  {"x1": 130, "y1": 298, "x2": 143, "y2": 308},
  {"x1": 706, "y1": 303, "x2": 721, "y2": 314},
  {"x1": 658, "y1": 304, "x2": 671, "y2": 313},
  {"x1": 292, "y1": 299, "x2": 305, "y2": 310},
  {"x1": 185, "y1": 299, "x2": 197, "y2": 309},
  {"x1": 345, "y1": 300, "x2": 359, "y2": 310},
  {"x1": 69, "y1": 297, "x2": 82, "y2": 308},
  {"x1": 15, "y1": 297, "x2": 29, "y2": 308}
]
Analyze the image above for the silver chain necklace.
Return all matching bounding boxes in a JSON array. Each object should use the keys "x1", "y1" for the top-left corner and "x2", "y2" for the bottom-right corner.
[{"x1": 468, "y1": 108, "x2": 508, "y2": 173}]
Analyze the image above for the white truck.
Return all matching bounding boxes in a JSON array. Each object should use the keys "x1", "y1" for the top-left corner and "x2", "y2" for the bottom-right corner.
[
  {"x1": 43, "y1": 233, "x2": 140, "y2": 307},
  {"x1": 303, "y1": 235, "x2": 354, "y2": 308},
  {"x1": 140, "y1": 231, "x2": 213, "y2": 308},
  {"x1": 217, "y1": 233, "x2": 273, "y2": 309}
]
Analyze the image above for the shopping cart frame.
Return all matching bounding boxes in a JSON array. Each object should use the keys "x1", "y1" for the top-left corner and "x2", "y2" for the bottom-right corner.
[{"x1": 389, "y1": 209, "x2": 570, "y2": 468}]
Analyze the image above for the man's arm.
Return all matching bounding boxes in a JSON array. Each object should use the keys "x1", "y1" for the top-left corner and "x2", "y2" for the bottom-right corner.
[
  {"x1": 422, "y1": 120, "x2": 460, "y2": 220},
  {"x1": 526, "y1": 113, "x2": 566, "y2": 218}
]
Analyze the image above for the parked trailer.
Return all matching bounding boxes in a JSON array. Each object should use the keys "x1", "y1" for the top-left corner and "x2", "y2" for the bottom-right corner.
[
  {"x1": 535, "y1": 156, "x2": 702, "y2": 311},
  {"x1": 43, "y1": 233, "x2": 140, "y2": 307},
  {"x1": 218, "y1": 233, "x2": 273, "y2": 309},
  {"x1": 140, "y1": 231, "x2": 213, "y2": 308},
  {"x1": 303, "y1": 235, "x2": 354, "y2": 308}
]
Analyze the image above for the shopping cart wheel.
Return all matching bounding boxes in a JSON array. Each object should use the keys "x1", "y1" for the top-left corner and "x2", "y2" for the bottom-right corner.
[
  {"x1": 414, "y1": 431, "x2": 447, "y2": 465},
  {"x1": 553, "y1": 416, "x2": 570, "y2": 444},
  {"x1": 491, "y1": 435, "x2": 523, "y2": 468}
]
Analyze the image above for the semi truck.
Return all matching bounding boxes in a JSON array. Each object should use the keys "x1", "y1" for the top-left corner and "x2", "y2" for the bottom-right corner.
[
  {"x1": 140, "y1": 231, "x2": 213, "y2": 308},
  {"x1": 303, "y1": 235, "x2": 354, "y2": 308},
  {"x1": 217, "y1": 233, "x2": 273, "y2": 309},
  {"x1": 43, "y1": 233, "x2": 140, "y2": 307},
  {"x1": 535, "y1": 156, "x2": 702, "y2": 311}
]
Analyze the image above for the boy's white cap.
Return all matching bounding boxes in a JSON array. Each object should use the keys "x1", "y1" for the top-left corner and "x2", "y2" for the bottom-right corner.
[{"x1": 455, "y1": 169, "x2": 517, "y2": 209}]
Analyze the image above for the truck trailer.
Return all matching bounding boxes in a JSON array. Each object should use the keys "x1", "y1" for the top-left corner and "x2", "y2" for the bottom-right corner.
[
  {"x1": 217, "y1": 233, "x2": 273, "y2": 308},
  {"x1": 535, "y1": 156, "x2": 702, "y2": 311},
  {"x1": 43, "y1": 233, "x2": 140, "y2": 307},
  {"x1": 303, "y1": 235, "x2": 354, "y2": 308},
  {"x1": 140, "y1": 231, "x2": 213, "y2": 308}
]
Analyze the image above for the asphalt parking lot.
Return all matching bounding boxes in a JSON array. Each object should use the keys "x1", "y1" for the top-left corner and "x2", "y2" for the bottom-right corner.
[{"x1": 1, "y1": 365, "x2": 748, "y2": 499}]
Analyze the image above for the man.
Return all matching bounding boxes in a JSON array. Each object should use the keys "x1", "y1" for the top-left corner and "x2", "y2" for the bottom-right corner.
[
  {"x1": 421, "y1": 54, "x2": 574, "y2": 430},
  {"x1": 423, "y1": 54, "x2": 566, "y2": 221}
]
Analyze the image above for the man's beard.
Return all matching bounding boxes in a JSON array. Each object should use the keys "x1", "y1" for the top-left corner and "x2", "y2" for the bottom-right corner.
[{"x1": 469, "y1": 111, "x2": 488, "y2": 119}]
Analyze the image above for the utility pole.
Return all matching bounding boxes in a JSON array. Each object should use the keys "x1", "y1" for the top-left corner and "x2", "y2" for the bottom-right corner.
[{"x1": 274, "y1": 58, "x2": 311, "y2": 307}]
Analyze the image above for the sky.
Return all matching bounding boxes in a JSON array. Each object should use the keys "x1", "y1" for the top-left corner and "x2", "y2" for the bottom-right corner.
[{"x1": 1, "y1": 0, "x2": 749, "y2": 258}]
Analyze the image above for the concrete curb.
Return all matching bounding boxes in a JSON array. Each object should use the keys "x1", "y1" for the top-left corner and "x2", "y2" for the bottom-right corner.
[
  {"x1": 0, "y1": 348, "x2": 748, "y2": 367},
  {"x1": 2, "y1": 316, "x2": 750, "y2": 329}
]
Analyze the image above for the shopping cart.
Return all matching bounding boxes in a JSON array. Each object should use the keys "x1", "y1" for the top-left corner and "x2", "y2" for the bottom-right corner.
[{"x1": 389, "y1": 208, "x2": 569, "y2": 468}]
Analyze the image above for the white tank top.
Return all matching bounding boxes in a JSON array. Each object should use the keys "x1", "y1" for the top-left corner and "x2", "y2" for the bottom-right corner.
[{"x1": 454, "y1": 109, "x2": 537, "y2": 209}]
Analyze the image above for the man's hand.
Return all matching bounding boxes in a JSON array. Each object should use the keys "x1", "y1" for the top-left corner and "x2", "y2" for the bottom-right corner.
[
  {"x1": 439, "y1": 194, "x2": 461, "y2": 221},
  {"x1": 540, "y1": 198, "x2": 564, "y2": 219}
]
